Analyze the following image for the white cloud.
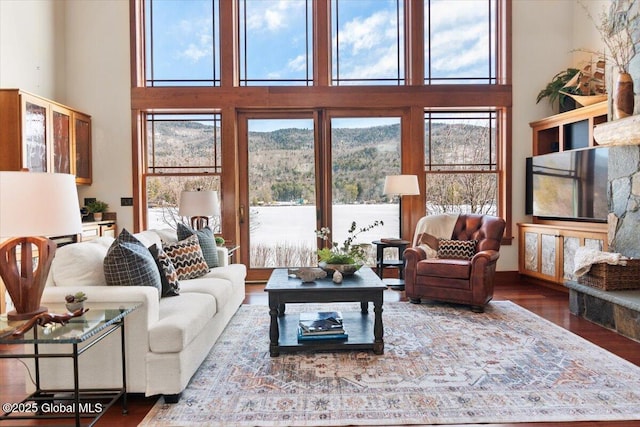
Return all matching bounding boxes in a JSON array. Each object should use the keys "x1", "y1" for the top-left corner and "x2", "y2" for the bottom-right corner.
[
  {"x1": 182, "y1": 43, "x2": 210, "y2": 62},
  {"x1": 338, "y1": 10, "x2": 397, "y2": 55},
  {"x1": 174, "y1": 17, "x2": 214, "y2": 63},
  {"x1": 288, "y1": 54, "x2": 307, "y2": 72},
  {"x1": 246, "y1": 0, "x2": 305, "y2": 32}
]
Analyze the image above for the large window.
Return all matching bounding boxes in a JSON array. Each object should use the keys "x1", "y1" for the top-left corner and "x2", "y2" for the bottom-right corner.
[
  {"x1": 132, "y1": 0, "x2": 511, "y2": 279},
  {"x1": 424, "y1": 111, "x2": 498, "y2": 215}
]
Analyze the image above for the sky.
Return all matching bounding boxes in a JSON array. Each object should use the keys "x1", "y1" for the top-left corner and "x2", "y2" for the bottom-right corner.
[{"x1": 147, "y1": 0, "x2": 495, "y2": 86}]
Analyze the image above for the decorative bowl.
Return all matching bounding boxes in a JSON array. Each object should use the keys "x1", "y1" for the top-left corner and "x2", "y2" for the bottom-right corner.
[{"x1": 319, "y1": 262, "x2": 362, "y2": 276}]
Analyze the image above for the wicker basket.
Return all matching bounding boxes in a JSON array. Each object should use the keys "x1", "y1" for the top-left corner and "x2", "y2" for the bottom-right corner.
[{"x1": 578, "y1": 259, "x2": 640, "y2": 290}]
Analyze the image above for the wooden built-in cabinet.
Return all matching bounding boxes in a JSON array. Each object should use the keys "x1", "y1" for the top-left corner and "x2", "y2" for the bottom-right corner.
[
  {"x1": 521, "y1": 101, "x2": 609, "y2": 285},
  {"x1": 518, "y1": 223, "x2": 608, "y2": 285},
  {"x1": 530, "y1": 101, "x2": 607, "y2": 155},
  {"x1": 0, "y1": 89, "x2": 92, "y2": 185}
]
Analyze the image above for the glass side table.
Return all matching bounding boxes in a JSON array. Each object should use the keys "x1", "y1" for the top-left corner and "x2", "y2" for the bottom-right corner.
[{"x1": 0, "y1": 303, "x2": 140, "y2": 427}]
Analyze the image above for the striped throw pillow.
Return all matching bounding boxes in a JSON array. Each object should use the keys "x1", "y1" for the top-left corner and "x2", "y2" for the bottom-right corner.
[
  {"x1": 437, "y1": 239, "x2": 478, "y2": 260},
  {"x1": 163, "y1": 235, "x2": 209, "y2": 280}
]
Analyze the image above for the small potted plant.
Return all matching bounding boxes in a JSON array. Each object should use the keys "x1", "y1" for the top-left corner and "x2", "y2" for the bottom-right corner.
[
  {"x1": 215, "y1": 236, "x2": 225, "y2": 246},
  {"x1": 65, "y1": 292, "x2": 87, "y2": 312},
  {"x1": 536, "y1": 68, "x2": 580, "y2": 113},
  {"x1": 86, "y1": 200, "x2": 109, "y2": 221}
]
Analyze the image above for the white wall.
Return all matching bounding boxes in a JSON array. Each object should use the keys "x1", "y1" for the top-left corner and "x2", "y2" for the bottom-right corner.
[
  {"x1": 0, "y1": 0, "x2": 66, "y2": 99},
  {"x1": 64, "y1": 0, "x2": 133, "y2": 230},
  {"x1": 0, "y1": 0, "x2": 612, "y2": 272}
]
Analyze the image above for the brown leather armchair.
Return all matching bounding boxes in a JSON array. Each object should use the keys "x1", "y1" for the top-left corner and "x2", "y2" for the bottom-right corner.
[{"x1": 403, "y1": 214, "x2": 506, "y2": 312}]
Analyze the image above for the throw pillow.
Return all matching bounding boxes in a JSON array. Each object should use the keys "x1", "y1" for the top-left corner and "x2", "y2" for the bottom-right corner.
[
  {"x1": 50, "y1": 238, "x2": 113, "y2": 287},
  {"x1": 177, "y1": 223, "x2": 219, "y2": 268},
  {"x1": 103, "y1": 229, "x2": 162, "y2": 296},
  {"x1": 437, "y1": 239, "x2": 478, "y2": 260},
  {"x1": 149, "y1": 244, "x2": 180, "y2": 297},
  {"x1": 163, "y1": 234, "x2": 210, "y2": 280}
]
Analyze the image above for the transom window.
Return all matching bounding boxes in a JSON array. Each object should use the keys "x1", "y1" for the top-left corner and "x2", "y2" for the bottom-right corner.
[
  {"x1": 425, "y1": 0, "x2": 497, "y2": 84},
  {"x1": 144, "y1": 0, "x2": 220, "y2": 86},
  {"x1": 238, "y1": 0, "x2": 313, "y2": 86},
  {"x1": 331, "y1": 0, "x2": 404, "y2": 85}
]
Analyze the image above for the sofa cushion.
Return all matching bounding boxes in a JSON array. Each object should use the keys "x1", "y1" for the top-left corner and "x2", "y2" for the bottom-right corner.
[
  {"x1": 149, "y1": 244, "x2": 180, "y2": 297},
  {"x1": 50, "y1": 237, "x2": 114, "y2": 287},
  {"x1": 154, "y1": 228, "x2": 179, "y2": 245},
  {"x1": 177, "y1": 223, "x2": 219, "y2": 268},
  {"x1": 103, "y1": 229, "x2": 162, "y2": 296},
  {"x1": 149, "y1": 292, "x2": 217, "y2": 353},
  {"x1": 179, "y1": 276, "x2": 233, "y2": 309},
  {"x1": 134, "y1": 230, "x2": 163, "y2": 249},
  {"x1": 163, "y1": 234, "x2": 210, "y2": 280},
  {"x1": 437, "y1": 239, "x2": 477, "y2": 260}
]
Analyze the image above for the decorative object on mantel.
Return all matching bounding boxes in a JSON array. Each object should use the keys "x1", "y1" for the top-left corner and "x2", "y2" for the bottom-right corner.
[
  {"x1": 287, "y1": 267, "x2": 326, "y2": 283},
  {"x1": 559, "y1": 60, "x2": 608, "y2": 107},
  {"x1": 581, "y1": 0, "x2": 639, "y2": 119},
  {"x1": 0, "y1": 172, "x2": 82, "y2": 321},
  {"x1": 593, "y1": 114, "x2": 640, "y2": 145},
  {"x1": 86, "y1": 199, "x2": 109, "y2": 222}
]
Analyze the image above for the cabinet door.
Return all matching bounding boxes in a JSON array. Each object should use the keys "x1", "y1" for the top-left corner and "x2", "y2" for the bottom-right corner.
[
  {"x1": 73, "y1": 112, "x2": 92, "y2": 185},
  {"x1": 21, "y1": 95, "x2": 49, "y2": 172},
  {"x1": 561, "y1": 230, "x2": 607, "y2": 282},
  {"x1": 519, "y1": 225, "x2": 561, "y2": 283},
  {"x1": 51, "y1": 105, "x2": 72, "y2": 174}
]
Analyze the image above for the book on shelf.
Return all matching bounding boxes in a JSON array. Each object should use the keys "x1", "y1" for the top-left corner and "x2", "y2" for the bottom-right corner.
[
  {"x1": 297, "y1": 326, "x2": 348, "y2": 341},
  {"x1": 298, "y1": 311, "x2": 344, "y2": 335}
]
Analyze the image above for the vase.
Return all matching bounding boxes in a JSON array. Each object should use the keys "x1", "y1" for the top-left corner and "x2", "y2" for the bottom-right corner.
[
  {"x1": 93, "y1": 212, "x2": 103, "y2": 221},
  {"x1": 614, "y1": 72, "x2": 635, "y2": 120}
]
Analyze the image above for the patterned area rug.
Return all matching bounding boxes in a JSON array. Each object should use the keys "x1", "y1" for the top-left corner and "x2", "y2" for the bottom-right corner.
[{"x1": 140, "y1": 301, "x2": 640, "y2": 426}]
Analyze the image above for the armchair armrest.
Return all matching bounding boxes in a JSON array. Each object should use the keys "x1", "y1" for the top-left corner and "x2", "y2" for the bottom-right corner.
[{"x1": 217, "y1": 246, "x2": 229, "y2": 267}]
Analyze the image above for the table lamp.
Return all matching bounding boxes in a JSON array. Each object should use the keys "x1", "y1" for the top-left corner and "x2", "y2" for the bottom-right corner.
[
  {"x1": 383, "y1": 175, "x2": 420, "y2": 237},
  {"x1": 178, "y1": 189, "x2": 220, "y2": 230},
  {"x1": 0, "y1": 172, "x2": 82, "y2": 320}
]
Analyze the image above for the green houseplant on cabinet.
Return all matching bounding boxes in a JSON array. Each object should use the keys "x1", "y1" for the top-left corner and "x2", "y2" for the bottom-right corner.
[
  {"x1": 537, "y1": 68, "x2": 580, "y2": 113},
  {"x1": 87, "y1": 200, "x2": 108, "y2": 221}
]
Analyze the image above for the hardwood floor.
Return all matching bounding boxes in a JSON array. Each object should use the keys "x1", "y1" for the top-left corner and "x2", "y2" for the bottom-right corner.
[{"x1": 2, "y1": 277, "x2": 640, "y2": 426}]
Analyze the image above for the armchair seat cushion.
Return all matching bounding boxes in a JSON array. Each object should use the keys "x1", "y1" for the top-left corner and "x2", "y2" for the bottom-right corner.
[{"x1": 417, "y1": 258, "x2": 471, "y2": 279}]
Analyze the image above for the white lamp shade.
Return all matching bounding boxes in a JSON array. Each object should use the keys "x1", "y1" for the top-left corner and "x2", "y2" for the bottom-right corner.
[
  {"x1": 178, "y1": 190, "x2": 220, "y2": 217},
  {"x1": 0, "y1": 172, "x2": 82, "y2": 238},
  {"x1": 383, "y1": 175, "x2": 420, "y2": 196}
]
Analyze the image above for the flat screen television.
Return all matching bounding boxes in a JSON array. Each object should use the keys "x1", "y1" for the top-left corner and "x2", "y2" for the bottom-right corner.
[{"x1": 528, "y1": 147, "x2": 609, "y2": 222}]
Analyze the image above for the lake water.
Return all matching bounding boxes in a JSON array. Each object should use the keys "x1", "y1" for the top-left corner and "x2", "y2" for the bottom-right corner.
[{"x1": 149, "y1": 204, "x2": 402, "y2": 246}]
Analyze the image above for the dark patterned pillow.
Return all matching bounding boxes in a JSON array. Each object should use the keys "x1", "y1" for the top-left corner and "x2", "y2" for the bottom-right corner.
[
  {"x1": 163, "y1": 234, "x2": 210, "y2": 280},
  {"x1": 103, "y1": 229, "x2": 162, "y2": 296},
  {"x1": 437, "y1": 239, "x2": 478, "y2": 260},
  {"x1": 149, "y1": 244, "x2": 180, "y2": 297},
  {"x1": 177, "y1": 223, "x2": 219, "y2": 268}
]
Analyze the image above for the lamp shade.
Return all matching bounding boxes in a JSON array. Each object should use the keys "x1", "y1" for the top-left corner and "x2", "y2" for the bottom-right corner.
[
  {"x1": 0, "y1": 172, "x2": 82, "y2": 238},
  {"x1": 383, "y1": 175, "x2": 420, "y2": 196},
  {"x1": 178, "y1": 190, "x2": 221, "y2": 217}
]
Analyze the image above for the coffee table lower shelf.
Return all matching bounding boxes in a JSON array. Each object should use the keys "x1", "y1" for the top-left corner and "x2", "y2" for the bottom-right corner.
[{"x1": 275, "y1": 311, "x2": 377, "y2": 354}]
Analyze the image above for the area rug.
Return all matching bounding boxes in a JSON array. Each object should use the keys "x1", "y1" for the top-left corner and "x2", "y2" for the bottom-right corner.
[{"x1": 140, "y1": 301, "x2": 640, "y2": 426}]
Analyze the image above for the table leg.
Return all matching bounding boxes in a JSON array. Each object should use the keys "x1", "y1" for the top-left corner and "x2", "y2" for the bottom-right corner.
[
  {"x1": 278, "y1": 303, "x2": 286, "y2": 317},
  {"x1": 373, "y1": 300, "x2": 384, "y2": 355},
  {"x1": 360, "y1": 301, "x2": 368, "y2": 313},
  {"x1": 269, "y1": 304, "x2": 280, "y2": 357}
]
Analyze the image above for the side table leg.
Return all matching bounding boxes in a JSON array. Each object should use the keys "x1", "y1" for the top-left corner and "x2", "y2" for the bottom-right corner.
[
  {"x1": 373, "y1": 301, "x2": 384, "y2": 355},
  {"x1": 269, "y1": 304, "x2": 280, "y2": 357}
]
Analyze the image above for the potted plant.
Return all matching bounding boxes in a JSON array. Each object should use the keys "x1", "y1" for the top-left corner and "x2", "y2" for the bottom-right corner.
[
  {"x1": 65, "y1": 291, "x2": 87, "y2": 312},
  {"x1": 315, "y1": 220, "x2": 383, "y2": 275},
  {"x1": 536, "y1": 68, "x2": 580, "y2": 113},
  {"x1": 86, "y1": 199, "x2": 109, "y2": 221}
]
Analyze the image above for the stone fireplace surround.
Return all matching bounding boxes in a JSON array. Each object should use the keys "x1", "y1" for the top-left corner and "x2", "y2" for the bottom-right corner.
[{"x1": 567, "y1": 115, "x2": 640, "y2": 342}]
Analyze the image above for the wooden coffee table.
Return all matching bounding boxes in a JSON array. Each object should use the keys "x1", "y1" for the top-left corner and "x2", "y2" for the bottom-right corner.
[{"x1": 264, "y1": 266, "x2": 386, "y2": 357}]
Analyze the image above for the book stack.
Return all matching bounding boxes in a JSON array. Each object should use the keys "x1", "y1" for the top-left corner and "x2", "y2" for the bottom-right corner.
[{"x1": 298, "y1": 311, "x2": 348, "y2": 341}]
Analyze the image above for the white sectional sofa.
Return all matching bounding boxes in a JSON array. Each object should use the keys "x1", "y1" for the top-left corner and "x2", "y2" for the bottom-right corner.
[{"x1": 37, "y1": 228, "x2": 246, "y2": 402}]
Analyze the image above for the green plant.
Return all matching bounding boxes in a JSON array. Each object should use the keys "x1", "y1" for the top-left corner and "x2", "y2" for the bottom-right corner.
[
  {"x1": 536, "y1": 68, "x2": 580, "y2": 107},
  {"x1": 215, "y1": 236, "x2": 225, "y2": 246},
  {"x1": 315, "y1": 220, "x2": 383, "y2": 264},
  {"x1": 86, "y1": 199, "x2": 109, "y2": 213},
  {"x1": 65, "y1": 291, "x2": 87, "y2": 303}
]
